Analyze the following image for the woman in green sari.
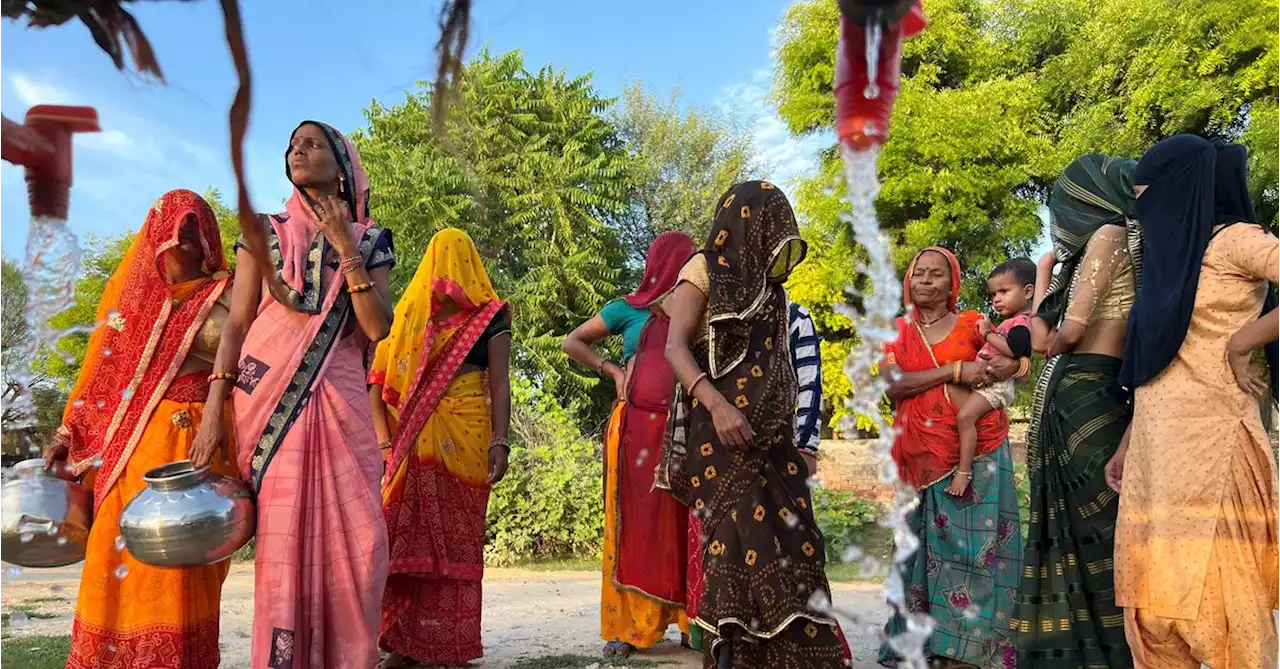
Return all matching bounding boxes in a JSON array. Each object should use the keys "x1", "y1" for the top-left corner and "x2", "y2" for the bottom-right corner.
[{"x1": 1012, "y1": 154, "x2": 1139, "y2": 668}]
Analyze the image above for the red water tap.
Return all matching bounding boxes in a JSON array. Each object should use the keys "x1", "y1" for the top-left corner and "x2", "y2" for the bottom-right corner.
[
  {"x1": 834, "y1": 1, "x2": 926, "y2": 151},
  {"x1": 1, "y1": 105, "x2": 100, "y2": 219}
]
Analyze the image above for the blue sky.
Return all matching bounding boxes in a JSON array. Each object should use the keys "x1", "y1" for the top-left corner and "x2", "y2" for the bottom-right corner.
[{"x1": 1, "y1": 0, "x2": 833, "y2": 258}]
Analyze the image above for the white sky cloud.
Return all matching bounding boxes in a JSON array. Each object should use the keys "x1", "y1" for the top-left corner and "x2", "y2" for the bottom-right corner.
[
  {"x1": 9, "y1": 74, "x2": 78, "y2": 107},
  {"x1": 717, "y1": 68, "x2": 831, "y2": 191}
]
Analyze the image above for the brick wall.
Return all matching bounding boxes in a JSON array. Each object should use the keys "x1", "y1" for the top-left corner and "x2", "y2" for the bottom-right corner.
[{"x1": 817, "y1": 423, "x2": 1028, "y2": 503}]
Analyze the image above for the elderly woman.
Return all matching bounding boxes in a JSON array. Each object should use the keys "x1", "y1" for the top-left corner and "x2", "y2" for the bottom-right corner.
[
  {"x1": 877, "y1": 247, "x2": 1026, "y2": 669},
  {"x1": 1012, "y1": 154, "x2": 1139, "y2": 668},
  {"x1": 1107, "y1": 135, "x2": 1278, "y2": 668}
]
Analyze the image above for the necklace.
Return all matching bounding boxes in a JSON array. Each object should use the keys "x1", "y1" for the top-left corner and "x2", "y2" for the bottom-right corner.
[{"x1": 916, "y1": 310, "x2": 950, "y2": 327}]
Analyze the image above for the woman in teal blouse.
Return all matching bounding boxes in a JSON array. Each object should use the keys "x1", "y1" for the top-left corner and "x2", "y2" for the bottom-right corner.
[{"x1": 562, "y1": 232, "x2": 698, "y2": 658}]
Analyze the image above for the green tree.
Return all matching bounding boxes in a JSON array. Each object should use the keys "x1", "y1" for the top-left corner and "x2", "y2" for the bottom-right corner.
[
  {"x1": 611, "y1": 80, "x2": 756, "y2": 258},
  {"x1": 355, "y1": 49, "x2": 637, "y2": 425},
  {"x1": 204, "y1": 188, "x2": 243, "y2": 264},
  {"x1": 773, "y1": 0, "x2": 1278, "y2": 433}
]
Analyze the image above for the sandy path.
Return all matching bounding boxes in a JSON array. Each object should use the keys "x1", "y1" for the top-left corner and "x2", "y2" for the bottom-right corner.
[{"x1": 2, "y1": 563, "x2": 891, "y2": 668}]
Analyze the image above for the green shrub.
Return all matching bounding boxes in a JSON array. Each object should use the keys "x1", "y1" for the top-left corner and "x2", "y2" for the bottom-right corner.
[
  {"x1": 810, "y1": 486, "x2": 881, "y2": 562},
  {"x1": 485, "y1": 379, "x2": 604, "y2": 565}
]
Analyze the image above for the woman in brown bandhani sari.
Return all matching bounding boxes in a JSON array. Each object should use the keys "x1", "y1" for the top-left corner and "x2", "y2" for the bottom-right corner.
[{"x1": 660, "y1": 181, "x2": 846, "y2": 668}]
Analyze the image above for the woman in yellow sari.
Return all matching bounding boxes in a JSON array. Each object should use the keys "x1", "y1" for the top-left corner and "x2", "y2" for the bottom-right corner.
[
  {"x1": 43, "y1": 189, "x2": 237, "y2": 668},
  {"x1": 368, "y1": 228, "x2": 512, "y2": 668}
]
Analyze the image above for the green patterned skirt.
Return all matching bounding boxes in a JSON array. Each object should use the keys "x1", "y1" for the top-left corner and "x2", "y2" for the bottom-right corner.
[
  {"x1": 1012, "y1": 353, "x2": 1133, "y2": 668},
  {"x1": 879, "y1": 441, "x2": 1023, "y2": 669}
]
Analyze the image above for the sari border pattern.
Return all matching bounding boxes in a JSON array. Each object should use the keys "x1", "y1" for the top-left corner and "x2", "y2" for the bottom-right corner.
[{"x1": 247, "y1": 226, "x2": 386, "y2": 491}]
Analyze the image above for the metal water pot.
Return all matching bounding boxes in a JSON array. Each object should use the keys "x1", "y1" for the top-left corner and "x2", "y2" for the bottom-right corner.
[
  {"x1": 0, "y1": 459, "x2": 91, "y2": 567},
  {"x1": 119, "y1": 460, "x2": 254, "y2": 567}
]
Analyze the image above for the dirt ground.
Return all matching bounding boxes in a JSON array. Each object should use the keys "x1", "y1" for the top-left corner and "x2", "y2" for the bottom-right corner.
[{"x1": 1, "y1": 563, "x2": 891, "y2": 668}]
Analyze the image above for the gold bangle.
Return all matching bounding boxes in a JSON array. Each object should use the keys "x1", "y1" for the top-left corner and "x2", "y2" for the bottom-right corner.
[
  {"x1": 208, "y1": 372, "x2": 237, "y2": 383},
  {"x1": 952, "y1": 361, "x2": 962, "y2": 385},
  {"x1": 688, "y1": 372, "x2": 709, "y2": 396},
  {"x1": 1015, "y1": 357, "x2": 1031, "y2": 379},
  {"x1": 348, "y1": 282, "x2": 373, "y2": 294}
]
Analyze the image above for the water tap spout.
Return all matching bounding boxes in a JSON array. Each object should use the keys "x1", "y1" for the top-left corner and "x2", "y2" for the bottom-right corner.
[
  {"x1": 1, "y1": 105, "x2": 100, "y2": 220},
  {"x1": 834, "y1": 0, "x2": 926, "y2": 151}
]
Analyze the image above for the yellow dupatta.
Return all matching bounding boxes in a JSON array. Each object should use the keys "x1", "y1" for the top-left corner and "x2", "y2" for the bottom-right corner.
[{"x1": 369, "y1": 228, "x2": 506, "y2": 445}]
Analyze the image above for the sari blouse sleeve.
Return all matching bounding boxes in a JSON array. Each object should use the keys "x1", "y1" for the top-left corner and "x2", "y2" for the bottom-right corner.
[
  {"x1": 1219, "y1": 224, "x2": 1280, "y2": 284},
  {"x1": 1064, "y1": 225, "x2": 1127, "y2": 327}
]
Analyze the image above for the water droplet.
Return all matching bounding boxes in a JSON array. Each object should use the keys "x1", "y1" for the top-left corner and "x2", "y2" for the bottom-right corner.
[
  {"x1": 842, "y1": 545, "x2": 864, "y2": 564},
  {"x1": 91, "y1": 458, "x2": 104, "y2": 467},
  {"x1": 784, "y1": 512, "x2": 800, "y2": 528},
  {"x1": 56, "y1": 536, "x2": 68, "y2": 546},
  {"x1": 114, "y1": 535, "x2": 126, "y2": 552},
  {"x1": 72, "y1": 399, "x2": 85, "y2": 408},
  {"x1": 27, "y1": 444, "x2": 40, "y2": 454},
  {"x1": 103, "y1": 348, "x2": 112, "y2": 356},
  {"x1": 859, "y1": 556, "x2": 882, "y2": 579},
  {"x1": 8, "y1": 610, "x2": 28, "y2": 629},
  {"x1": 923, "y1": 419, "x2": 933, "y2": 428},
  {"x1": 121, "y1": 389, "x2": 134, "y2": 399},
  {"x1": 635, "y1": 449, "x2": 649, "y2": 467},
  {"x1": 20, "y1": 532, "x2": 33, "y2": 543},
  {"x1": 114, "y1": 564, "x2": 129, "y2": 580},
  {"x1": 963, "y1": 604, "x2": 980, "y2": 619},
  {"x1": 807, "y1": 590, "x2": 832, "y2": 613},
  {"x1": 95, "y1": 399, "x2": 106, "y2": 409},
  {"x1": 7, "y1": 566, "x2": 23, "y2": 579}
]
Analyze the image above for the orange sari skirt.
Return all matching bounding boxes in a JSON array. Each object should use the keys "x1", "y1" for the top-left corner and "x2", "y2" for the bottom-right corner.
[
  {"x1": 67, "y1": 389, "x2": 236, "y2": 669},
  {"x1": 601, "y1": 402, "x2": 689, "y2": 646}
]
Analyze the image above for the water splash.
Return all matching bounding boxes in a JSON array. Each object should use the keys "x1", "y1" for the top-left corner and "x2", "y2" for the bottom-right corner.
[
  {"x1": 8, "y1": 216, "x2": 86, "y2": 431},
  {"x1": 830, "y1": 144, "x2": 934, "y2": 665}
]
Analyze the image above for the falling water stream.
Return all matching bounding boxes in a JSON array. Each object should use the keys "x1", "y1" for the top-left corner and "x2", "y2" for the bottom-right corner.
[
  {"x1": 815, "y1": 14, "x2": 933, "y2": 665},
  {"x1": 3, "y1": 215, "x2": 87, "y2": 583}
]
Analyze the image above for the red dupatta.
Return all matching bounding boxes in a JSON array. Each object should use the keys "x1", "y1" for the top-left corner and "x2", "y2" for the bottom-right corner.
[
  {"x1": 885, "y1": 247, "x2": 1008, "y2": 489},
  {"x1": 59, "y1": 189, "x2": 230, "y2": 507},
  {"x1": 613, "y1": 314, "x2": 688, "y2": 603}
]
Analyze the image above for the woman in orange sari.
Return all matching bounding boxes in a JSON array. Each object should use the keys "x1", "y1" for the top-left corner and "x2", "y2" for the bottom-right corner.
[
  {"x1": 369, "y1": 227, "x2": 512, "y2": 668},
  {"x1": 563, "y1": 231, "x2": 698, "y2": 657},
  {"x1": 43, "y1": 189, "x2": 235, "y2": 668}
]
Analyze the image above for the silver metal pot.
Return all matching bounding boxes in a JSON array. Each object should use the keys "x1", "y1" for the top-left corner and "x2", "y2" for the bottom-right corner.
[
  {"x1": 119, "y1": 460, "x2": 254, "y2": 567},
  {"x1": 0, "y1": 459, "x2": 91, "y2": 567}
]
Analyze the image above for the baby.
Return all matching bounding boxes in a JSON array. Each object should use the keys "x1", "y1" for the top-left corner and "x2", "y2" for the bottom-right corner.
[{"x1": 948, "y1": 258, "x2": 1036, "y2": 497}]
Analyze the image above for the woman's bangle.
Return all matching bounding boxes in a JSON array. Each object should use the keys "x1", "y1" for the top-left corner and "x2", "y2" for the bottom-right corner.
[
  {"x1": 378, "y1": 440, "x2": 392, "y2": 451},
  {"x1": 954, "y1": 470, "x2": 972, "y2": 478},
  {"x1": 348, "y1": 282, "x2": 373, "y2": 294},
  {"x1": 1015, "y1": 357, "x2": 1031, "y2": 379},
  {"x1": 208, "y1": 372, "x2": 237, "y2": 383},
  {"x1": 688, "y1": 372, "x2": 708, "y2": 396},
  {"x1": 952, "y1": 361, "x2": 963, "y2": 385},
  {"x1": 489, "y1": 438, "x2": 510, "y2": 451},
  {"x1": 339, "y1": 254, "x2": 362, "y2": 267},
  {"x1": 596, "y1": 359, "x2": 613, "y2": 375}
]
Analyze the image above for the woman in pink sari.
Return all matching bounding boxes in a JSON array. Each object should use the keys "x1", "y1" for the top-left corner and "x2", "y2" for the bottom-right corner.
[{"x1": 191, "y1": 120, "x2": 395, "y2": 668}]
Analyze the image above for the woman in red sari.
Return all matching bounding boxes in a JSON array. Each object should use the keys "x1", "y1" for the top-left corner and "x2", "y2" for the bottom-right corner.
[
  {"x1": 562, "y1": 231, "x2": 698, "y2": 657},
  {"x1": 878, "y1": 246, "x2": 1025, "y2": 669},
  {"x1": 45, "y1": 189, "x2": 235, "y2": 668},
  {"x1": 369, "y1": 227, "x2": 512, "y2": 668}
]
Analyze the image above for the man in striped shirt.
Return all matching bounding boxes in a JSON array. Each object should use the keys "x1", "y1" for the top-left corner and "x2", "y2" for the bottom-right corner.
[{"x1": 788, "y1": 302, "x2": 823, "y2": 475}]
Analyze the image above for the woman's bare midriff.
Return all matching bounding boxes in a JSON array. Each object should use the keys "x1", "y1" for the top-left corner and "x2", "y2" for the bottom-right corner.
[{"x1": 1073, "y1": 320, "x2": 1127, "y2": 358}]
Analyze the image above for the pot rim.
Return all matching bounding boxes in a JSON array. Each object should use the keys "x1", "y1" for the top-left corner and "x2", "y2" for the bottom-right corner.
[
  {"x1": 142, "y1": 460, "x2": 211, "y2": 490},
  {"x1": 12, "y1": 458, "x2": 73, "y2": 481}
]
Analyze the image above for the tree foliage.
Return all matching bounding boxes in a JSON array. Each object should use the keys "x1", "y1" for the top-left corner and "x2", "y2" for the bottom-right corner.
[
  {"x1": 773, "y1": 0, "x2": 1279, "y2": 433},
  {"x1": 611, "y1": 80, "x2": 756, "y2": 258}
]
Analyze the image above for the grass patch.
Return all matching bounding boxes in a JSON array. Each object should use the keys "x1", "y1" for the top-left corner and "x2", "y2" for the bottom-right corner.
[
  {"x1": 0, "y1": 634, "x2": 70, "y2": 668},
  {"x1": 2, "y1": 604, "x2": 60, "y2": 629},
  {"x1": 511, "y1": 654, "x2": 664, "y2": 669},
  {"x1": 21, "y1": 596, "x2": 69, "y2": 605},
  {"x1": 508, "y1": 557, "x2": 601, "y2": 572},
  {"x1": 823, "y1": 521, "x2": 894, "y2": 583}
]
